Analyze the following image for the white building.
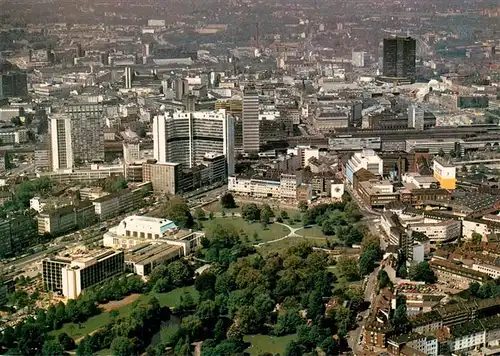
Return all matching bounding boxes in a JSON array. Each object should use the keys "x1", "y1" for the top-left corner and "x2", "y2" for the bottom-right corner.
[
  {"x1": 103, "y1": 215, "x2": 202, "y2": 255},
  {"x1": 30, "y1": 197, "x2": 47, "y2": 213},
  {"x1": 472, "y1": 263, "x2": 500, "y2": 279},
  {"x1": 228, "y1": 173, "x2": 303, "y2": 200},
  {"x1": 407, "y1": 105, "x2": 424, "y2": 130},
  {"x1": 330, "y1": 182, "x2": 345, "y2": 199},
  {"x1": 345, "y1": 149, "x2": 383, "y2": 184},
  {"x1": 407, "y1": 218, "x2": 461, "y2": 243},
  {"x1": 153, "y1": 109, "x2": 234, "y2": 175},
  {"x1": 352, "y1": 51, "x2": 365, "y2": 67},
  {"x1": 286, "y1": 146, "x2": 320, "y2": 168}
]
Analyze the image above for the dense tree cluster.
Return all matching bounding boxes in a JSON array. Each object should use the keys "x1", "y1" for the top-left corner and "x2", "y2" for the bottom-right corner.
[
  {"x1": 358, "y1": 234, "x2": 382, "y2": 277},
  {"x1": 0, "y1": 276, "x2": 145, "y2": 355},
  {"x1": 77, "y1": 297, "x2": 168, "y2": 356},
  {"x1": 150, "y1": 260, "x2": 195, "y2": 294},
  {"x1": 0, "y1": 177, "x2": 52, "y2": 215},
  {"x1": 464, "y1": 280, "x2": 500, "y2": 299},
  {"x1": 302, "y1": 201, "x2": 363, "y2": 247},
  {"x1": 409, "y1": 262, "x2": 437, "y2": 284},
  {"x1": 101, "y1": 175, "x2": 128, "y2": 194},
  {"x1": 147, "y1": 225, "x2": 360, "y2": 356}
]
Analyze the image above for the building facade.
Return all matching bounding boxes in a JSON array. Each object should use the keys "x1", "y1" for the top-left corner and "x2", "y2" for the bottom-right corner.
[
  {"x1": 383, "y1": 37, "x2": 416, "y2": 83},
  {"x1": 242, "y1": 86, "x2": 260, "y2": 152}
]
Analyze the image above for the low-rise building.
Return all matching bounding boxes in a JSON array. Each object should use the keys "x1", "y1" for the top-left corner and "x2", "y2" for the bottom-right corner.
[
  {"x1": 103, "y1": 215, "x2": 203, "y2": 255},
  {"x1": 92, "y1": 185, "x2": 150, "y2": 220},
  {"x1": 125, "y1": 243, "x2": 183, "y2": 276},
  {"x1": 433, "y1": 157, "x2": 456, "y2": 190},
  {"x1": 228, "y1": 171, "x2": 304, "y2": 201},
  {"x1": 388, "y1": 333, "x2": 438, "y2": 356},
  {"x1": 38, "y1": 201, "x2": 95, "y2": 236},
  {"x1": 429, "y1": 258, "x2": 490, "y2": 289},
  {"x1": 407, "y1": 219, "x2": 461, "y2": 244},
  {"x1": 356, "y1": 179, "x2": 399, "y2": 209},
  {"x1": 0, "y1": 215, "x2": 37, "y2": 257}
]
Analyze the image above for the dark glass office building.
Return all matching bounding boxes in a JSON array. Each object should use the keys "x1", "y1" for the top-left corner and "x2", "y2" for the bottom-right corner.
[{"x1": 383, "y1": 37, "x2": 416, "y2": 83}]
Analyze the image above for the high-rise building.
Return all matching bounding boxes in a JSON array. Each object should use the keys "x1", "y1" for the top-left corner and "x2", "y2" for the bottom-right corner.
[
  {"x1": 124, "y1": 67, "x2": 133, "y2": 89},
  {"x1": 0, "y1": 72, "x2": 28, "y2": 100},
  {"x1": 50, "y1": 105, "x2": 105, "y2": 171},
  {"x1": 352, "y1": 51, "x2": 365, "y2": 67},
  {"x1": 174, "y1": 77, "x2": 189, "y2": 100},
  {"x1": 142, "y1": 161, "x2": 181, "y2": 194},
  {"x1": 153, "y1": 109, "x2": 234, "y2": 174},
  {"x1": 383, "y1": 37, "x2": 416, "y2": 83},
  {"x1": 242, "y1": 86, "x2": 260, "y2": 152},
  {"x1": 407, "y1": 105, "x2": 424, "y2": 130}
]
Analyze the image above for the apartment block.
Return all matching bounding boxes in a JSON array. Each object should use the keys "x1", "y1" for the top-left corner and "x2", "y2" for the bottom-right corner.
[
  {"x1": 142, "y1": 161, "x2": 181, "y2": 195},
  {"x1": 0, "y1": 215, "x2": 37, "y2": 257},
  {"x1": 38, "y1": 201, "x2": 96, "y2": 236}
]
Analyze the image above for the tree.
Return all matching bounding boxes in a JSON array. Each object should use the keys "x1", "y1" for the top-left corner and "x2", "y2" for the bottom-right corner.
[
  {"x1": 195, "y1": 208, "x2": 206, "y2": 221},
  {"x1": 472, "y1": 232, "x2": 482, "y2": 244},
  {"x1": 297, "y1": 201, "x2": 308, "y2": 212},
  {"x1": 461, "y1": 165, "x2": 468, "y2": 173},
  {"x1": 221, "y1": 210, "x2": 226, "y2": 218},
  {"x1": 58, "y1": 332, "x2": 76, "y2": 351},
  {"x1": 398, "y1": 263, "x2": 408, "y2": 279},
  {"x1": 321, "y1": 218, "x2": 337, "y2": 236},
  {"x1": 160, "y1": 196, "x2": 194, "y2": 228},
  {"x1": 337, "y1": 257, "x2": 360, "y2": 281},
  {"x1": 378, "y1": 269, "x2": 392, "y2": 290},
  {"x1": 181, "y1": 315, "x2": 203, "y2": 340},
  {"x1": 42, "y1": 340, "x2": 64, "y2": 356},
  {"x1": 392, "y1": 304, "x2": 410, "y2": 333},
  {"x1": 167, "y1": 260, "x2": 193, "y2": 287},
  {"x1": 220, "y1": 193, "x2": 236, "y2": 209},
  {"x1": 438, "y1": 148, "x2": 445, "y2": 157},
  {"x1": 236, "y1": 305, "x2": 262, "y2": 334},
  {"x1": 280, "y1": 210, "x2": 289, "y2": 220},
  {"x1": 358, "y1": 247, "x2": 379, "y2": 276},
  {"x1": 273, "y1": 309, "x2": 305, "y2": 336},
  {"x1": 409, "y1": 261, "x2": 437, "y2": 283},
  {"x1": 195, "y1": 271, "x2": 216, "y2": 299},
  {"x1": 260, "y1": 208, "x2": 271, "y2": 227},
  {"x1": 110, "y1": 336, "x2": 135, "y2": 356},
  {"x1": 209, "y1": 211, "x2": 214, "y2": 220},
  {"x1": 241, "y1": 203, "x2": 261, "y2": 221},
  {"x1": 103, "y1": 175, "x2": 128, "y2": 193},
  {"x1": 283, "y1": 341, "x2": 307, "y2": 356}
]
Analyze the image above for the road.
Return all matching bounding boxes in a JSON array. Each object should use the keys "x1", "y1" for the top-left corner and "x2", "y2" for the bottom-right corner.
[{"x1": 349, "y1": 266, "x2": 380, "y2": 354}]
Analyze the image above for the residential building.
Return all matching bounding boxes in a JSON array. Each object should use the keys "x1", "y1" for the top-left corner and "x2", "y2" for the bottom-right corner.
[
  {"x1": 0, "y1": 215, "x2": 37, "y2": 257},
  {"x1": 364, "y1": 288, "x2": 394, "y2": 348},
  {"x1": 42, "y1": 249, "x2": 125, "y2": 299},
  {"x1": 242, "y1": 86, "x2": 260, "y2": 152},
  {"x1": 429, "y1": 258, "x2": 489, "y2": 289},
  {"x1": 382, "y1": 37, "x2": 416, "y2": 83},
  {"x1": 433, "y1": 157, "x2": 456, "y2": 190},
  {"x1": 50, "y1": 110, "x2": 104, "y2": 171},
  {"x1": 92, "y1": 187, "x2": 148, "y2": 221},
  {"x1": 286, "y1": 146, "x2": 320, "y2": 168},
  {"x1": 152, "y1": 109, "x2": 234, "y2": 174},
  {"x1": 346, "y1": 149, "x2": 383, "y2": 184},
  {"x1": 388, "y1": 333, "x2": 438, "y2": 356},
  {"x1": 37, "y1": 201, "x2": 96, "y2": 236}
]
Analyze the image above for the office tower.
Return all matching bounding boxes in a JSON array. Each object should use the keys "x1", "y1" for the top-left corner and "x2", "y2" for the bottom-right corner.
[
  {"x1": 142, "y1": 161, "x2": 181, "y2": 194},
  {"x1": 43, "y1": 250, "x2": 124, "y2": 299},
  {"x1": 50, "y1": 114, "x2": 73, "y2": 171},
  {"x1": 123, "y1": 143, "x2": 141, "y2": 164},
  {"x1": 153, "y1": 109, "x2": 234, "y2": 170},
  {"x1": 242, "y1": 86, "x2": 260, "y2": 152},
  {"x1": 142, "y1": 43, "x2": 150, "y2": 57},
  {"x1": 383, "y1": 37, "x2": 416, "y2": 82},
  {"x1": 0, "y1": 72, "x2": 28, "y2": 100},
  {"x1": 124, "y1": 67, "x2": 133, "y2": 89},
  {"x1": 352, "y1": 51, "x2": 365, "y2": 67},
  {"x1": 407, "y1": 105, "x2": 424, "y2": 130},
  {"x1": 174, "y1": 77, "x2": 189, "y2": 100},
  {"x1": 76, "y1": 43, "x2": 84, "y2": 58}
]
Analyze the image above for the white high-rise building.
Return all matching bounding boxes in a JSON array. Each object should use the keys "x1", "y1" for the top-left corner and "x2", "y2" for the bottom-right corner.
[
  {"x1": 242, "y1": 86, "x2": 260, "y2": 152},
  {"x1": 407, "y1": 104, "x2": 424, "y2": 130},
  {"x1": 352, "y1": 51, "x2": 365, "y2": 67},
  {"x1": 124, "y1": 67, "x2": 133, "y2": 89},
  {"x1": 153, "y1": 109, "x2": 234, "y2": 174}
]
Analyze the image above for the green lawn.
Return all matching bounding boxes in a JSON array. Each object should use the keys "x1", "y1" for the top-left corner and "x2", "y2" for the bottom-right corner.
[
  {"x1": 296, "y1": 225, "x2": 328, "y2": 238},
  {"x1": 258, "y1": 236, "x2": 328, "y2": 255},
  {"x1": 244, "y1": 334, "x2": 296, "y2": 355},
  {"x1": 202, "y1": 217, "x2": 290, "y2": 244},
  {"x1": 51, "y1": 286, "x2": 199, "y2": 341},
  {"x1": 203, "y1": 201, "x2": 241, "y2": 214}
]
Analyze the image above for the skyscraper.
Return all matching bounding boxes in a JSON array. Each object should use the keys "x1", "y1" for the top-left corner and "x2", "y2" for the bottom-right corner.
[
  {"x1": 50, "y1": 114, "x2": 73, "y2": 171},
  {"x1": 153, "y1": 109, "x2": 234, "y2": 174},
  {"x1": 0, "y1": 72, "x2": 28, "y2": 100},
  {"x1": 242, "y1": 86, "x2": 260, "y2": 152},
  {"x1": 383, "y1": 37, "x2": 416, "y2": 83},
  {"x1": 124, "y1": 67, "x2": 133, "y2": 89}
]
